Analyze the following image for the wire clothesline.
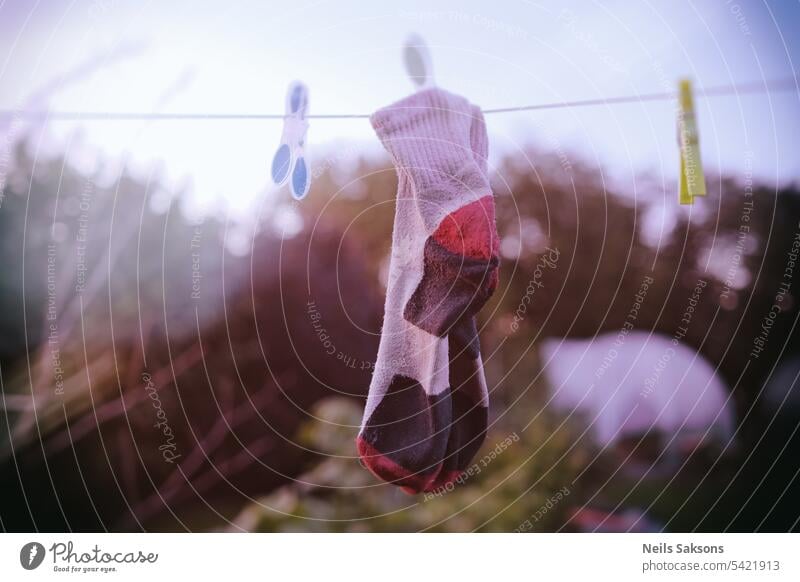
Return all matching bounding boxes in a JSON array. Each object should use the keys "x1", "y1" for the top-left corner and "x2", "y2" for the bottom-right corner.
[{"x1": 0, "y1": 77, "x2": 796, "y2": 122}]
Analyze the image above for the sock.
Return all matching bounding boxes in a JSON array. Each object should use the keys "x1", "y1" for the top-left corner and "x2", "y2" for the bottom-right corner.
[
  {"x1": 427, "y1": 105, "x2": 496, "y2": 491},
  {"x1": 357, "y1": 89, "x2": 499, "y2": 493}
]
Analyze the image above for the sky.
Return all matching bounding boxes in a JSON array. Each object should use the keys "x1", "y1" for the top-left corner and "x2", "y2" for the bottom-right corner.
[{"x1": 0, "y1": 0, "x2": 798, "y2": 220}]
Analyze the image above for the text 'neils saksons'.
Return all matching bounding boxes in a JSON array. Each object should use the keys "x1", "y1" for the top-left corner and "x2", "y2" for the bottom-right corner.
[{"x1": 643, "y1": 543, "x2": 724, "y2": 554}]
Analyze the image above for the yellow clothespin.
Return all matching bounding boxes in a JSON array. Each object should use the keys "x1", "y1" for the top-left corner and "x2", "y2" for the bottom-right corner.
[{"x1": 677, "y1": 79, "x2": 706, "y2": 205}]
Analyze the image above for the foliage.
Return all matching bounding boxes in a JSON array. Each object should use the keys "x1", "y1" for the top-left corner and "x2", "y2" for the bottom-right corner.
[{"x1": 238, "y1": 396, "x2": 585, "y2": 532}]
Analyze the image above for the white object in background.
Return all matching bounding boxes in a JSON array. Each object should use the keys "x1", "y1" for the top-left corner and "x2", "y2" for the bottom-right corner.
[
  {"x1": 540, "y1": 332, "x2": 735, "y2": 448},
  {"x1": 270, "y1": 81, "x2": 310, "y2": 199},
  {"x1": 403, "y1": 33, "x2": 434, "y2": 90}
]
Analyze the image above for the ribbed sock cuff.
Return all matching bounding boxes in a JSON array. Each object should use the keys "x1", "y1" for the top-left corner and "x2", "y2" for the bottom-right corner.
[{"x1": 370, "y1": 88, "x2": 482, "y2": 194}]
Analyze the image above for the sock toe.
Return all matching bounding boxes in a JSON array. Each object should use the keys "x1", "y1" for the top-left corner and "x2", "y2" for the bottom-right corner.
[
  {"x1": 356, "y1": 437, "x2": 438, "y2": 494},
  {"x1": 426, "y1": 391, "x2": 488, "y2": 492},
  {"x1": 357, "y1": 374, "x2": 451, "y2": 494},
  {"x1": 427, "y1": 344, "x2": 489, "y2": 492}
]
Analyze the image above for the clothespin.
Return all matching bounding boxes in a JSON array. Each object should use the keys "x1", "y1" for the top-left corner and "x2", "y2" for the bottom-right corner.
[
  {"x1": 271, "y1": 81, "x2": 310, "y2": 200},
  {"x1": 677, "y1": 79, "x2": 706, "y2": 205},
  {"x1": 403, "y1": 34, "x2": 434, "y2": 90}
]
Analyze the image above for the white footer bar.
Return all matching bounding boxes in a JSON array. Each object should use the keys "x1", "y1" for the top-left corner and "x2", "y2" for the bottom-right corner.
[{"x1": 1, "y1": 533, "x2": 797, "y2": 580}]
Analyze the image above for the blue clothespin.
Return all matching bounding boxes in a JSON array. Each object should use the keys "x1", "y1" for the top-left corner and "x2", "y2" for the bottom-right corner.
[
  {"x1": 271, "y1": 81, "x2": 310, "y2": 199},
  {"x1": 403, "y1": 34, "x2": 434, "y2": 90}
]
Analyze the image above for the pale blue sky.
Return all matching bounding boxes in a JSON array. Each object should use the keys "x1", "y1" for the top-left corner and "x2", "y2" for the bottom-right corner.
[{"x1": 1, "y1": 0, "x2": 798, "y2": 217}]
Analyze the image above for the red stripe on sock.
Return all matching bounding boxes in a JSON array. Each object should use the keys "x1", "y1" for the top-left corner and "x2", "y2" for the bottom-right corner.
[
  {"x1": 432, "y1": 195, "x2": 499, "y2": 261},
  {"x1": 356, "y1": 437, "x2": 440, "y2": 494}
]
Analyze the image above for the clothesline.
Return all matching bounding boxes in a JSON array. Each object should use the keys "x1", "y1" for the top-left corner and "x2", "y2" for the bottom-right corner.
[{"x1": 0, "y1": 77, "x2": 795, "y2": 122}]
